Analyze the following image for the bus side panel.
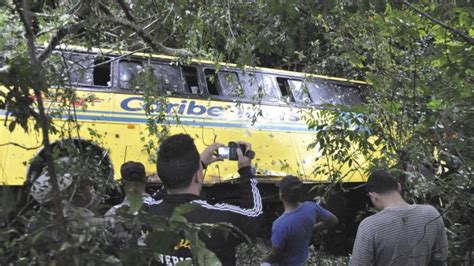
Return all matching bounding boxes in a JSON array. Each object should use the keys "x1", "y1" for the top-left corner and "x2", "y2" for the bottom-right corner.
[
  {"x1": 198, "y1": 100, "x2": 308, "y2": 183},
  {"x1": 112, "y1": 92, "x2": 217, "y2": 179},
  {"x1": 0, "y1": 117, "x2": 42, "y2": 185},
  {"x1": 293, "y1": 111, "x2": 367, "y2": 183}
]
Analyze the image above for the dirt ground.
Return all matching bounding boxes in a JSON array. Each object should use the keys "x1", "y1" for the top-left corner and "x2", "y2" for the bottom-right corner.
[{"x1": 236, "y1": 241, "x2": 350, "y2": 265}]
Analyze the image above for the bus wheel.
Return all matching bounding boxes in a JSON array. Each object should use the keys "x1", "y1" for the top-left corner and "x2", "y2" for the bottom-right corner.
[{"x1": 26, "y1": 139, "x2": 117, "y2": 206}]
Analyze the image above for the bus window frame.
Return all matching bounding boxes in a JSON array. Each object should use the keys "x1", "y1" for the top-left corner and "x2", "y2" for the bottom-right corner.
[
  {"x1": 180, "y1": 64, "x2": 204, "y2": 96},
  {"x1": 151, "y1": 61, "x2": 186, "y2": 95},
  {"x1": 217, "y1": 70, "x2": 246, "y2": 99},
  {"x1": 59, "y1": 52, "x2": 115, "y2": 91},
  {"x1": 274, "y1": 76, "x2": 315, "y2": 106},
  {"x1": 240, "y1": 71, "x2": 282, "y2": 104},
  {"x1": 118, "y1": 59, "x2": 144, "y2": 91},
  {"x1": 61, "y1": 50, "x2": 366, "y2": 110},
  {"x1": 306, "y1": 78, "x2": 365, "y2": 107},
  {"x1": 202, "y1": 67, "x2": 246, "y2": 100}
]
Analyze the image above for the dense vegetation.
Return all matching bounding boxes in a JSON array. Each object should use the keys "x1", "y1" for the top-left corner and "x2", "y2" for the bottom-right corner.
[{"x1": 0, "y1": 0, "x2": 472, "y2": 264}]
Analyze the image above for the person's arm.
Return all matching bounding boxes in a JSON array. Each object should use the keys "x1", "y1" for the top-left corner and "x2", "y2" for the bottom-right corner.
[
  {"x1": 349, "y1": 219, "x2": 374, "y2": 266},
  {"x1": 313, "y1": 203, "x2": 338, "y2": 230},
  {"x1": 314, "y1": 212, "x2": 338, "y2": 230},
  {"x1": 262, "y1": 246, "x2": 284, "y2": 263},
  {"x1": 200, "y1": 142, "x2": 224, "y2": 168},
  {"x1": 235, "y1": 142, "x2": 259, "y2": 209},
  {"x1": 199, "y1": 141, "x2": 263, "y2": 236}
]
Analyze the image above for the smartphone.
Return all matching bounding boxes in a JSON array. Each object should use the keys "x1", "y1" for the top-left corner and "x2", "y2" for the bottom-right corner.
[
  {"x1": 217, "y1": 142, "x2": 247, "y2": 160},
  {"x1": 217, "y1": 146, "x2": 230, "y2": 159}
]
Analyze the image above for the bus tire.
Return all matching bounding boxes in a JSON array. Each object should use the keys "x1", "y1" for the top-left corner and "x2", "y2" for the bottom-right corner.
[{"x1": 25, "y1": 139, "x2": 115, "y2": 196}]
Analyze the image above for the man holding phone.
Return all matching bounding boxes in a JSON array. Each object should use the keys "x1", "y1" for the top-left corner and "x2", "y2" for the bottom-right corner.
[{"x1": 148, "y1": 134, "x2": 263, "y2": 265}]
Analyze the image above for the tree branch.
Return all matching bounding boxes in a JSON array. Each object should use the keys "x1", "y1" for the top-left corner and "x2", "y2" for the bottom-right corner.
[
  {"x1": 13, "y1": 0, "x2": 69, "y2": 240},
  {"x1": 38, "y1": 22, "x2": 84, "y2": 62},
  {"x1": 404, "y1": 1, "x2": 474, "y2": 45},
  {"x1": 102, "y1": 16, "x2": 193, "y2": 57},
  {"x1": 0, "y1": 142, "x2": 42, "y2": 150},
  {"x1": 98, "y1": 2, "x2": 113, "y2": 16},
  {"x1": 116, "y1": 0, "x2": 135, "y2": 22}
]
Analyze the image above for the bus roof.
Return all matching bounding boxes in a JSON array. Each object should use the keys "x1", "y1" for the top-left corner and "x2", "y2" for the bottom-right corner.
[{"x1": 56, "y1": 44, "x2": 367, "y2": 85}]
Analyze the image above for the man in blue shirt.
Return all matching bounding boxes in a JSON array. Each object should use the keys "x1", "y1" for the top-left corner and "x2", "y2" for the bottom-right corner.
[{"x1": 262, "y1": 175, "x2": 339, "y2": 265}]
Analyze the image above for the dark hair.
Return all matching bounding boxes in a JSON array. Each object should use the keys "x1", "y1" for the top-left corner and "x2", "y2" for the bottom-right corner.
[
  {"x1": 156, "y1": 134, "x2": 200, "y2": 189},
  {"x1": 366, "y1": 170, "x2": 399, "y2": 194},
  {"x1": 121, "y1": 161, "x2": 146, "y2": 183},
  {"x1": 278, "y1": 176, "x2": 303, "y2": 204}
]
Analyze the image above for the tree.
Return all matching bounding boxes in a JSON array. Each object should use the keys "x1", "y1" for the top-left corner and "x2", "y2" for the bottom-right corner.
[{"x1": 0, "y1": 0, "x2": 472, "y2": 264}]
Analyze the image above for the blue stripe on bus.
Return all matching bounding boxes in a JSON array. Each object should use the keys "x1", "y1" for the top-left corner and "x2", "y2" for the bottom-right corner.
[
  {"x1": 72, "y1": 114, "x2": 311, "y2": 132},
  {"x1": 0, "y1": 109, "x2": 313, "y2": 132},
  {"x1": 57, "y1": 108, "x2": 302, "y2": 125},
  {"x1": 56, "y1": 108, "x2": 309, "y2": 128}
]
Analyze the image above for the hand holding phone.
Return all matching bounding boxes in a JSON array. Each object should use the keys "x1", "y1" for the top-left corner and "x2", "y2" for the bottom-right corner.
[
  {"x1": 217, "y1": 142, "x2": 255, "y2": 161},
  {"x1": 200, "y1": 142, "x2": 224, "y2": 167},
  {"x1": 217, "y1": 146, "x2": 231, "y2": 160}
]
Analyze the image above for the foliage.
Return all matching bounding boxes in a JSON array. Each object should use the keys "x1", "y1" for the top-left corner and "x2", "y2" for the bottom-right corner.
[
  {"x1": 303, "y1": 1, "x2": 473, "y2": 263},
  {"x1": 0, "y1": 0, "x2": 472, "y2": 264}
]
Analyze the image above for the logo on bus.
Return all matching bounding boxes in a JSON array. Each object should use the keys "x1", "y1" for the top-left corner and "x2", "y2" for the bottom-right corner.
[
  {"x1": 120, "y1": 97, "x2": 224, "y2": 117},
  {"x1": 120, "y1": 97, "x2": 300, "y2": 122}
]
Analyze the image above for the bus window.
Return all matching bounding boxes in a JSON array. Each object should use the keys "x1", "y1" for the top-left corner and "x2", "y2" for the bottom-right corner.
[
  {"x1": 182, "y1": 66, "x2": 200, "y2": 94},
  {"x1": 204, "y1": 69, "x2": 219, "y2": 95},
  {"x1": 93, "y1": 57, "x2": 111, "y2": 86},
  {"x1": 119, "y1": 60, "x2": 142, "y2": 89},
  {"x1": 276, "y1": 77, "x2": 294, "y2": 102},
  {"x1": 244, "y1": 73, "x2": 279, "y2": 102},
  {"x1": 67, "y1": 54, "x2": 94, "y2": 85},
  {"x1": 275, "y1": 77, "x2": 311, "y2": 104},
  {"x1": 218, "y1": 71, "x2": 244, "y2": 98},
  {"x1": 204, "y1": 69, "x2": 244, "y2": 98},
  {"x1": 153, "y1": 64, "x2": 184, "y2": 94},
  {"x1": 288, "y1": 79, "x2": 312, "y2": 104},
  {"x1": 308, "y1": 80, "x2": 340, "y2": 105},
  {"x1": 242, "y1": 72, "x2": 259, "y2": 91},
  {"x1": 308, "y1": 80, "x2": 364, "y2": 106},
  {"x1": 259, "y1": 74, "x2": 279, "y2": 102},
  {"x1": 334, "y1": 84, "x2": 363, "y2": 106}
]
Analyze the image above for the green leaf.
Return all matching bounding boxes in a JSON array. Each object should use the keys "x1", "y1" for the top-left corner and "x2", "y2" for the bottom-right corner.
[
  {"x1": 145, "y1": 230, "x2": 181, "y2": 253},
  {"x1": 170, "y1": 203, "x2": 198, "y2": 223},
  {"x1": 427, "y1": 97, "x2": 443, "y2": 111},
  {"x1": 127, "y1": 191, "x2": 143, "y2": 214},
  {"x1": 8, "y1": 121, "x2": 16, "y2": 132},
  {"x1": 458, "y1": 11, "x2": 472, "y2": 28}
]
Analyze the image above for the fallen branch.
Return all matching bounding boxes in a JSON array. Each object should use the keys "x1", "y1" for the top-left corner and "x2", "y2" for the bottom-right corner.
[
  {"x1": 102, "y1": 16, "x2": 193, "y2": 57},
  {"x1": 38, "y1": 21, "x2": 84, "y2": 62}
]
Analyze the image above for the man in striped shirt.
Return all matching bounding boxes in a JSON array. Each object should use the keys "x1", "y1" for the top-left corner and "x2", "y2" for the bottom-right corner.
[
  {"x1": 148, "y1": 134, "x2": 263, "y2": 265},
  {"x1": 350, "y1": 170, "x2": 448, "y2": 266}
]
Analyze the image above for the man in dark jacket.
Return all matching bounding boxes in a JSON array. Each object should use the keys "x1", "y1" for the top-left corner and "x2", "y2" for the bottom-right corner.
[{"x1": 148, "y1": 134, "x2": 263, "y2": 265}]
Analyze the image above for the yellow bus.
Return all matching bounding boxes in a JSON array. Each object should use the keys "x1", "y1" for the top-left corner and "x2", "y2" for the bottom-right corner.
[{"x1": 0, "y1": 46, "x2": 368, "y2": 190}]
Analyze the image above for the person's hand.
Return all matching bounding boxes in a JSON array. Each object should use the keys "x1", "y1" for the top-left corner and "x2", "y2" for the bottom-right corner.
[
  {"x1": 236, "y1": 141, "x2": 253, "y2": 169},
  {"x1": 200, "y1": 142, "x2": 224, "y2": 167}
]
